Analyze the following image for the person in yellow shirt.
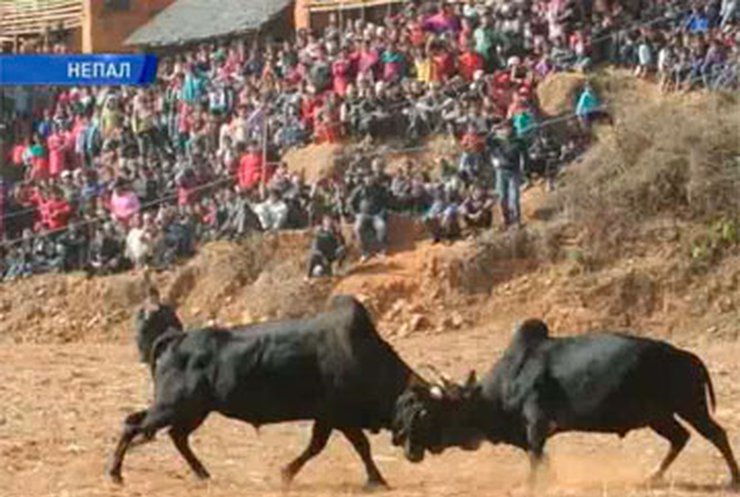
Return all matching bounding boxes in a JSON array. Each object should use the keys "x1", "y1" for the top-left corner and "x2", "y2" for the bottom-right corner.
[{"x1": 413, "y1": 47, "x2": 433, "y2": 84}]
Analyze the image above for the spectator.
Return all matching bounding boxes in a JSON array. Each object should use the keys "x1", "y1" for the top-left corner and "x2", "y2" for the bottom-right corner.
[
  {"x1": 254, "y1": 188, "x2": 289, "y2": 231},
  {"x1": 306, "y1": 214, "x2": 346, "y2": 279},
  {"x1": 238, "y1": 141, "x2": 269, "y2": 191},
  {"x1": 109, "y1": 180, "x2": 141, "y2": 225},
  {"x1": 575, "y1": 82, "x2": 604, "y2": 131},
  {"x1": 424, "y1": 187, "x2": 461, "y2": 244},
  {"x1": 459, "y1": 124, "x2": 485, "y2": 184},
  {"x1": 490, "y1": 124, "x2": 526, "y2": 229},
  {"x1": 125, "y1": 215, "x2": 152, "y2": 269},
  {"x1": 88, "y1": 222, "x2": 127, "y2": 275},
  {"x1": 56, "y1": 221, "x2": 88, "y2": 272},
  {"x1": 348, "y1": 174, "x2": 389, "y2": 261},
  {"x1": 460, "y1": 185, "x2": 495, "y2": 231},
  {"x1": 41, "y1": 186, "x2": 72, "y2": 231},
  {"x1": 47, "y1": 125, "x2": 69, "y2": 179}
]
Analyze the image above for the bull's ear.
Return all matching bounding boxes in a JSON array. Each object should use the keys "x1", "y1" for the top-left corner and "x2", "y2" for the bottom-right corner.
[{"x1": 407, "y1": 373, "x2": 427, "y2": 389}]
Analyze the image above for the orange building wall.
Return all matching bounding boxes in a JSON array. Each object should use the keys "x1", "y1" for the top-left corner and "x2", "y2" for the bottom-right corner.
[
  {"x1": 294, "y1": 0, "x2": 311, "y2": 30},
  {"x1": 82, "y1": 0, "x2": 176, "y2": 53}
]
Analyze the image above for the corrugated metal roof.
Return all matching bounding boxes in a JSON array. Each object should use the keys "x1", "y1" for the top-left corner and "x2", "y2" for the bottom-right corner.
[
  {"x1": 126, "y1": 0, "x2": 293, "y2": 47},
  {"x1": 0, "y1": 0, "x2": 83, "y2": 37}
]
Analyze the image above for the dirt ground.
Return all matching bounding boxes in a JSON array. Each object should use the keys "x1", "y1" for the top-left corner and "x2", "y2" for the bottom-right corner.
[{"x1": 1, "y1": 322, "x2": 738, "y2": 497}]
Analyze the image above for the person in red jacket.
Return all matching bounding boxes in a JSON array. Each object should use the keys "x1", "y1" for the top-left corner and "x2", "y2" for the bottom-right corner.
[
  {"x1": 458, "y1": 42, "x2": 485, "y2": 81},
  {"x1": 41, "y1": 187, "x2": 72, "y2": 231},
  {"x1": 237, "y1": 141, "x2": 270, "y2": 191},
  {"x1": 459, "y1": 124, "x2": 485, "y2": 183},
  {"x1": 47, "y1": 127, "x2": 68, "y2": 178},
  {"x1": 431, "y1": 42, "x2": 455, "y2": 83}
]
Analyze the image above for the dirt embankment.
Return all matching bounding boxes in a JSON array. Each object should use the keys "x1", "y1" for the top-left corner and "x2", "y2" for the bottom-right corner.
[{"x1": 1, "y1": 71, "x2": 738, "y2": 345}]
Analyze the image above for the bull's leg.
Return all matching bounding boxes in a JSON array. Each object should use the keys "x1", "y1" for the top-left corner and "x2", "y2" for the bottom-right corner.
[
  {"x1": 123, "y1": 410, "x2": 159, "y2": 449},
  {"x1": 119, "y1": 410, "x2": 153, "y2": 449},
  {"x1": 169, "y1": 418, "x2": 210, "y2": 480},
  {"x1": 281, "y1": 421, "x2": 332, "y2": 485},
  {"x1": 523, "y1": 400, "x2": 550, "y2": 487},
  {"x1": 647, "y1": 416, "x2": 690, "y2": 483},
  {"x1": 525, "y1": 420, "x2": 549, "y2": 484},
  {"x1": 107, "y1": 408, "x2": 174, "y2": 484},
  {"x1": 681, "y1": 411, "x2": 740, "y2": 488},
  {"x1": 340, "y1": 428, "x2": 389, "y2": 491}
]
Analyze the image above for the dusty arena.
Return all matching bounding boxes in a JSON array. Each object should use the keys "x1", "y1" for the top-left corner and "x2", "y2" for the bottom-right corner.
[{"x1": 0, "y1": 325, "x2": 739, "y2": 497}]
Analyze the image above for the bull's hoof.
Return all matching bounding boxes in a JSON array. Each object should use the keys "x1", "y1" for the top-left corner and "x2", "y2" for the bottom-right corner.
[
  {"x1": 645, "y1": 472, "x2": 665, "y2": 487},
  {"x1": 280, "y1": 468, "x2": 295, "y2": 487},
  {"x1": 363, "y1": 479, "x2": 389, "y2": 492},
  {"x1": 107, "y1": 470, "x2": 123, "y2": 485},
  {"x1": 194, "y1": 469, "x2": 211, "y2": 481}
]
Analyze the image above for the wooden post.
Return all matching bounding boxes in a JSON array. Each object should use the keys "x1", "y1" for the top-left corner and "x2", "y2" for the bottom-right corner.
[
  {"x1": 339, "y1": 0, "x2": 344, "y2": 32},
  {"x1": 260, "y1": 108, "x2": 269, "y2": 200}
]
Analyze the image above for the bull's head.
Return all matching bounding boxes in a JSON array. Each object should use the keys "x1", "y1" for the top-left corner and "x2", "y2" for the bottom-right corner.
[
  {"x1": 392, "y1": 370, "x2": 484, "y2": 463},
  {"x1": 135, "y1": 288, "x2": 183, "y2": 365}
]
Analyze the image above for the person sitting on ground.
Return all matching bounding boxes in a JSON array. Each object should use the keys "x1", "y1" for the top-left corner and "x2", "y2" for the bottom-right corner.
[
  {"x1": 253, "y1": 188, "x2": 289, "y2": 232},
  {"x1": 424, "y1": 187, "x2": 461, "y2": 244},
  {"x1": 348, "y1": 174, "x2": 390, "y2": 261},
  {"x1": 574, "y1": 82, "x2": 612, "y2": 131},
  {"x1": 460, "y1": 185, "x2": 495, "y2": 231},
  {"x1": 458, "y1": 124, "x2": 485, "y2": 184},
  {"x1": 56, "y1": 221, "x2": 89, "y2": 272},
  {"x1": 88, "y1": 222, "x2": 127, "y2": 275},
  {"x1": 306, "y1": 215, "x2": 346, "y2": 279}
]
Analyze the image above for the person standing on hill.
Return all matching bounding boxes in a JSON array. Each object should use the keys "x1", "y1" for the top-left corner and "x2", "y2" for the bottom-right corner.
[{"x1": 490, "y1": 123, "x2": 526, "y2": 229}]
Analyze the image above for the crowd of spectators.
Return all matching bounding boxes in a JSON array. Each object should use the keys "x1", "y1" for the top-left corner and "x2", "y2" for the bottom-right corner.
[{"x1": 0, "y1": 0, "x2": 737, "y2": 281}]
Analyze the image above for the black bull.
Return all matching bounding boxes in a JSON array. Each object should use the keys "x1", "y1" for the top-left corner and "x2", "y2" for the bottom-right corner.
[
  {"x1": 392, "y1": 319, "x2": 740, "y2": 487},
  {"x1": 108, "y1": 295, "x2": 429, "y2": 488}
]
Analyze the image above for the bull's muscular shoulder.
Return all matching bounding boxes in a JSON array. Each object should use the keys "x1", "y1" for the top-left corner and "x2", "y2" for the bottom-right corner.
[
  {"x1": 489, "y1": 319, "x2": 551, "y2": 409},
  {"x1": 511, "y1": 319, "x2": 550, "y2": 349},
  {"x1": 326, "y1": 295, "x2": 378, "y2": 338},
  {"x1": 327, "y1": 295, "x2": 365, "y2": 314}
]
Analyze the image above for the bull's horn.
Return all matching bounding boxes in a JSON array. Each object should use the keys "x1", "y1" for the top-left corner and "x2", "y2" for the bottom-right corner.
[
  {"x1": 419, "y1": 363, "x2": 457, "y2": 393},
  {"x1": 430, "y1": 385, "x2": 444, "y2": 399}
]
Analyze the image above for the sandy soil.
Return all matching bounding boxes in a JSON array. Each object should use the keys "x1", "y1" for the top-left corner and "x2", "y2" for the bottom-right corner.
[{"x1": 1, "y1": 325, "x2": 738, "y2": 497}]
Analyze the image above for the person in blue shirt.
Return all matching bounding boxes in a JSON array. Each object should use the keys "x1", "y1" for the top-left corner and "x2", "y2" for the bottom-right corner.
[
  {"x1": 575, "y1": 82, "x2": 610, "y2": 131},
  {"x1": 36, "y1": 109, "x2": 54, "y2": 140},
  {"x1": 685, "y1": 7, "x2": 710, "y2": 34}
]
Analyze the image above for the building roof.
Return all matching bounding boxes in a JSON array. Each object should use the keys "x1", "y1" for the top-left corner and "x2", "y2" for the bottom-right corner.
[
  {"x1": 126, "y1": 0, "x2": 293, "y2": 47},
  {"x1": 0, "y1": 0, "x2": 83, "y2": 37}
]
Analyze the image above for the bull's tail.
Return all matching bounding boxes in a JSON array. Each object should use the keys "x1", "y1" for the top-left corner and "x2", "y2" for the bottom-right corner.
[{"x1": 696, "y1": 355, "x2": 717, "y2": 412}]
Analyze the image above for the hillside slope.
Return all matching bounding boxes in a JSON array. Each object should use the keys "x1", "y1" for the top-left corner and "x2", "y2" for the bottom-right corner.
[{"x1": 0, "y1": 72, "x2": 738, "y2": 344}]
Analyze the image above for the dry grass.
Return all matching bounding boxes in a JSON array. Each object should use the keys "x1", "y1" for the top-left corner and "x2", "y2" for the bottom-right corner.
[{"x1": 545, "y1": 76, "x2": 740, "y2": 266}]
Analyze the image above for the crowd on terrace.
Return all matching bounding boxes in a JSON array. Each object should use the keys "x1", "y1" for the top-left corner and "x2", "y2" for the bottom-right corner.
[{"x1": 0, "y1": 0, "x2": 737, "y2": 280}]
